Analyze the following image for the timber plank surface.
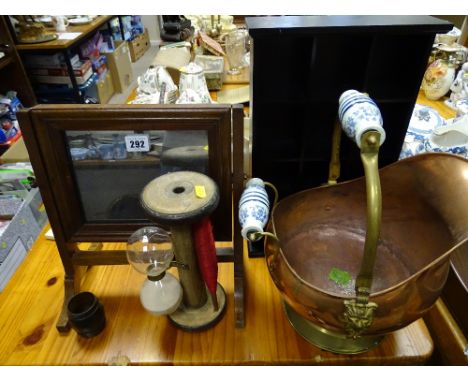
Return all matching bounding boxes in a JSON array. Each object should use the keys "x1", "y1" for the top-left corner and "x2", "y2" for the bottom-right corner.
[{"x1": 0, "y1": 225, "x2": 433, "y2": 365}]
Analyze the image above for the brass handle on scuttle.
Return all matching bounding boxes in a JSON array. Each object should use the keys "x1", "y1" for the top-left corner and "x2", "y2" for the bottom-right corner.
[{"x1": 341, "y1": 130, "x2": 382, "y2": 338}]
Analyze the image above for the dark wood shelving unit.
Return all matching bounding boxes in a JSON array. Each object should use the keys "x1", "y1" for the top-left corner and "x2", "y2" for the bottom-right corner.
[
  {"x1": 0, "y1": 55, "x2": 13, "y2": 71},
  {"x1": 12, "y1": 16, "x2": 114, "y2": 104},
  {"x1": 0, "y1": 16, "x2": 37, "y2": 107},
  {"x1": 247, "y1": 15, "x2": 453, "y2": 198}
]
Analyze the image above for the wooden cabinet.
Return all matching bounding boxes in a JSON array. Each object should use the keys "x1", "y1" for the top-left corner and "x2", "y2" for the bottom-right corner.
[
  {"x1": 13, "y1": 16, "x2": 115, "y2": 104},
  {"x1": 246, "y1": 16, "x2": 452, "y2": 198},
  {"x1": 0, "y1": 16, "x2": 36, "y2": 155},
  {"x1": 0, "y1": 16, "x2": 36, "y2": 107}
]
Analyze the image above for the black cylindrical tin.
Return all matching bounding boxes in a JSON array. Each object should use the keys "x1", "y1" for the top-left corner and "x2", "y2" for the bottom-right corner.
[{"x1": 67, "y1": 291, "x2": 106, "y2": 338}]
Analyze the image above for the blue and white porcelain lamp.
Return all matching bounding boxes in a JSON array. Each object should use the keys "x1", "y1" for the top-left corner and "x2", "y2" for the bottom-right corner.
[
  {"x1": 238, "y1": 178, "x2": 270, "y2": 241},
  {"x1": 338, "y1": 90, "x2": 386, "y2": 148}
]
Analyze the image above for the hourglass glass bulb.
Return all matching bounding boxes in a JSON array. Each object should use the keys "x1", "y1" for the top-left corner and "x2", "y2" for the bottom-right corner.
[
  {"x1": 127, "y1": 226, "x2": 183, "y2": 315},
  {"x1": 140, "y1": 273, "x2": 183, "y2": 315},
  {"x1": 126, "y1": 226, "x2": 174, "y2": 277}
]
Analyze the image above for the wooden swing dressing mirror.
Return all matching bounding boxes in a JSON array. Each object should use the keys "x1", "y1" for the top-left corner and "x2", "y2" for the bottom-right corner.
[{"x1": 18, "y1": 104, "x2": 245, "y2": 330}]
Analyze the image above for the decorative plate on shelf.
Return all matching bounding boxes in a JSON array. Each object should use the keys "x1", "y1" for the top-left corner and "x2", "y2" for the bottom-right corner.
[
  {"x1": 436, "y1": 42, "x2": 466, "y2": 53},
  {"x1": 399, "y1": 104, "x2": 446, "y2": 159},
  {"x1": 68, "y1": 16, "x2": 92, "y2": 25},
  {"x1": 407, "y1": 104, "x2": 445, "y2": 136},
  {"x1": 17, "y1": 33, "x2": 58, "y2": 44},
  {"x1": 35, "y1": 16, "x2": 53, "y2": 26}
]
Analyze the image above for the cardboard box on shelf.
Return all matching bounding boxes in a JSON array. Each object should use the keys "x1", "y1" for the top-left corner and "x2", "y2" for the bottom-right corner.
[
  {"x1": 128, "y1": 29, "x2": 150, "y2": 62},
  {"x1": 32, "y1": 67, "x2": 94, "y2": 86},
  {"x1": 0, "y1": 137, "x2": 30, "y2": 163},
  {"x1": 28, "y1": 59, "x2": 92, "y2": 77},
  {"x1": 24, "y1": 53, "x2": 80, "y2": 68},
  {"x1": 103, "y1": 41, "x2": 134, "y2": 93},
  {"x1": 96, "y1": 70, "x2": 115, "y2": 104},
  {"x1": 152, "y1": 46, "x2": 191, "y2": 85}
]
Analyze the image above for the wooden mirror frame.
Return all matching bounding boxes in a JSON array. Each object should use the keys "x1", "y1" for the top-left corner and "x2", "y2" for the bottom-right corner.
[{"x1": 18, "y1": 103, "x2": 245, "y2": 330}]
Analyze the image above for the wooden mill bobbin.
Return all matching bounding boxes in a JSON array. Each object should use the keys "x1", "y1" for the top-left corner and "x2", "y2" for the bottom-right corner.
[{"x1": 140, "y1": 171, "x2": 226, "y2": 331}]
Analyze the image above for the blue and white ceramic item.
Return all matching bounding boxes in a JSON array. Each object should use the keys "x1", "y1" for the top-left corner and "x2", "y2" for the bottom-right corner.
[
  {"x1": 338, "y1": 90, "x2": 386, "y2": 148},
  {"x1": 399, "y1": 104, "x2": 468, "y2": 159},
  {"x1": 399, "y1": 104, "x2": 446, "y2": 159},
  {"x1": 97, "y1": 143, "x2": 114, "y2": 160},
  {"x1": 113, "y1": 135, "x2": 127, "y2": 160},
  {"x1": 70, "y1": 147, "x2": 88, "y2": 161},
  {"x1": 399, "y1": 135, "x2": 426, "y2": 159},
  {"x1": 424, "y1": 136, "x2": 468, "y2": 158},
  {"x1": 426, "y1": 114, "x2": 468, "y2": 158},
  {"x1": 407, "y1": 104, "x2": 444, "y2": 135},
  {"x1": 113, "y1": 142, "x2": 127, "y2": 160},
  {"x1": 239, "y1": 178, "x2": 270, "y2": 241},
  {"x1": 456, "y1": 99, "x2": 468, "y2": 117},
  {"x1": 86, "y1": 145, "x2": 100, "y2": 159}
]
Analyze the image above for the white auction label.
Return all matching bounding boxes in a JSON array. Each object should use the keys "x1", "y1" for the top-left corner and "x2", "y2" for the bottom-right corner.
[{"x1": 125, "y1": 134, "x2": 150, "y2": 152}]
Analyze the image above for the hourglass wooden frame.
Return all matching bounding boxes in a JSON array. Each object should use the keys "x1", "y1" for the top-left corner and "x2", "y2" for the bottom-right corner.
[{"x1": 18, "y1": 104, "x2": 245, "y2": 331}]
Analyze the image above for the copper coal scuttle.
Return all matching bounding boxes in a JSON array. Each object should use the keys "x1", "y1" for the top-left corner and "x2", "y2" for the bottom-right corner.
[{"x1": 239, "y1": 90, "x2": 468, "y2": 354}]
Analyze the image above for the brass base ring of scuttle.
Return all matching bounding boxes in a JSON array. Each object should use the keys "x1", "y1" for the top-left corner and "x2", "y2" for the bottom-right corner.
[{"x1": 283, "y1": 302, "x2": 384, "y2": 354}]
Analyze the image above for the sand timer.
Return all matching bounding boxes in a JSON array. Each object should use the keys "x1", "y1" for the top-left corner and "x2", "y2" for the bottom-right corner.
[{"x1": 126, "y1": 226, "x2": 183, "y2": 315}]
